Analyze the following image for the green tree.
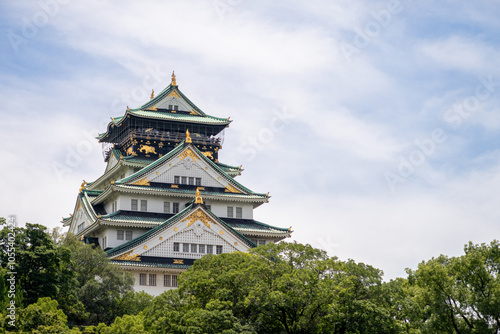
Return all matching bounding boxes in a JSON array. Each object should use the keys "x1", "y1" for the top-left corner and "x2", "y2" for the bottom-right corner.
[
  {"x1": 62, "y1": 234, "x2": 134, "y2": 325},
  {"x1": 93, "y1": 313, "x2": 147, "y2": 334},
  {"x1": 18, "y1": 297, "x2": 70, "y2": 333},
  {"x1": 406, "y1": 240, "x2": 500, "y2": 333},
  {"x1": 146, "y1": 242, "x2": 402, "y2": 334},
  {"x1": 143, "y1": 289, "x2": 254, "y2": 334},
  {"x1": 0, "y1": 223, "x2": 73, "y2": 306},
  {"x1": 114, "y1": 291, "x2": 154, "y2": 317}
]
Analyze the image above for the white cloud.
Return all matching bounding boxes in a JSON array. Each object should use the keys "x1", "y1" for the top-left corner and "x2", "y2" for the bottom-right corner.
[
  {"x1": 420, "y1": 36, "x2": 500, "y2": 74},
  {"x1": 2, "y1": 0, "x2": 500, "y2": 281}
]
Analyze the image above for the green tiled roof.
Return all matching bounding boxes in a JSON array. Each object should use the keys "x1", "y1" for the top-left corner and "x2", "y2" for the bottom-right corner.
[
  {"x1": 106, "y1": 204, "x2": 256, "y2": 258},
  {"x1": 83, "y1": 189, "x2": 103, "y2": 197},
  {"x1": 116, "y1": 142, "x2": 267, "y2": 197},
  {"x1": 97, "y1": 84, "x2": 230, "y2": 141},
  {"x1": 102, "y1": 210, "x2": 173, "y2": 225},
  {"x1": 112, "y1": 184, "x2": 267, "y2": 200},
  {"x1": 129, "y1": 110, "x2": 229, "y2": 125},
  {"x1": 222, "y1": 218, "x2": 290, "y2": 232},
  {"x1": 138, "y1": 84, "x2": 204, "y2": 116},
  {"x1": 215, "y1": 162, "x2": 242, "y2": 175},
  {"x1": 117, "y1": 142, "x2": 186, "y2": 184},
  {"x1": 122, "y1": 155, "x2": 158, "y2": 165},
  {"x1": 110, "y1": 260, "x2": 190, "y2": 269},
  {"x1": 106, "y1": 204, "x2": 193, "y2": 257}
]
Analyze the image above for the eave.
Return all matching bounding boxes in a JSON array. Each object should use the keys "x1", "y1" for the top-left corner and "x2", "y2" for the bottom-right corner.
[{"x1": 91, "y1": 184, "x2": 268, "y2": 207}]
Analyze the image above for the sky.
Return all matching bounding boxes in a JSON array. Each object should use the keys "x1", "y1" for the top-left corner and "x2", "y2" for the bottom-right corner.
[{"x1": 1, "y1": 0, "x2": 500, "y2": 280}]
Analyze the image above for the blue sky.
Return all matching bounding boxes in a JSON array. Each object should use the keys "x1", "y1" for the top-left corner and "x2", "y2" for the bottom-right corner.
[{"x1": 1, "y1": 0, "x2": 500, "y2": 279}]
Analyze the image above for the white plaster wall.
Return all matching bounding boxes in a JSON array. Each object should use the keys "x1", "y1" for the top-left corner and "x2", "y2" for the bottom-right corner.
[
  {"x1": 130, "y1": 271, "x2": 180, "y2": 296},
  {"x1": 105, "y1": 194, "x2": 255, "y2": 219},
  {"x1": 117, "y1": 194, "x2": 190, "y2": 213},
  {"x1": 105, "y1": 154, "x2": 118, "y2": 173},
  {"x1": 208, "y1": 202, "x2": 254, "y2": 219},
  {"x1": 97, "y1": 227, "x2": 150, "y2": 249},
  {"x1": 151, "y1": 162, "x2": 223, "y2": 188},
  {"x1": 156, "y1": 95, "x2": 190, "y2": 111},
  {"x1": 104, "y1": 201, "x2": 113, "y2": 215},
  {"x1": 71, "y1": 206, "x2": 88, "y2": 234},
  {"x1": 143, "y1": 225, "x2": 240, "y2": 259}
]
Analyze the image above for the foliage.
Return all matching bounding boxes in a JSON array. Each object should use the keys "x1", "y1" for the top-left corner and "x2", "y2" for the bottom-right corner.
[
  {"x1": 147, "y1": 242, "x2": 402, "y2": 334},
  {"x1": 17, "y1": 297, "x2": 69, "y2": 333},
  {"x1": 0, "y1": 223, "x2": 73, "y2": 306},
  {"x1": 4, "y1": 217, "x2": 500, "y2": 334},
  {"x1": 143, "y1": 289, "x2": 254, "y2": 334},
  {"x1": 406, "y1": 240, "x2": 500, "y2": 334},
  {"x1": 61, "y1": 234, "x2": 135, "y2": 325},
  {"x1": 114, "y1": 291, "x2": 154, "y2": 317},
  {"x1": 0, "y1": 221, "x2": 137, "y2": 328}
]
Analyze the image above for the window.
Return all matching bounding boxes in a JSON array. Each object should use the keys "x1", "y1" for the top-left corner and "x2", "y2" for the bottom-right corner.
[
  {"x1": 164, "y1": 275, "x2": 171, "y2": 287},
  {"x1": 252, "y1": 239, "x2": 266, "y2": 246},
  {"x1": 181, "y1": 176, "x2": 187, "y2": 184},
  {"x1": 172, "y1": 275, "x2": 178, "y2": 287},
  {"x1": 164, "y1": 202, "x2": 170, "y2": 213},
  {"x1": 141, "y1": 200, "x2": 147, "y2": 211},
  {"x1": 191, "y1": 244, "x2": 197, "y2": 253},
  {"x1": 189, "y1": 177, "x2": 194, "y2": 185},
  {"x1": 183, "y1": 243, "x2": 189, "y2": 252},
  {"x1": 168, "y1": 104, "x2": 173, "y2": 109},
  {"x1": 112, "y1": 201, "x2": 117, "y2": 212},
  {"x1": 196, "y1": 178, "x2": 201, "y2": 186},
  {"x1": 216, "y1": 245, "x2": 223, "y2": 254},
  {"x1": 173, "y1": 242, "x2": 180, "y2": 252},
  {"x1": 236, "y1": 207, "x2": 242, "y2": 219},
  {"x1": 199, "y1": 244, "x2": 205, "y2": 253},
  {"x1": 102, "y1": 236, "x2": 107, "y2": 249},
  {"x1": 173, "y1": 105, "x2": 179, "y2": 111},
  {"x1": 131, "y1": 199, "x2": 138, "y2": 211},
  {"x1": 149, "y1": 274, "x2": 156, "y2": 286},
  {"x1": 139, "y1": 273, "x2": 147, "y2": 286},
  {"x1": 174, "y1": 176, "x2": 180, "y2": 184},
  {"x1": 117, "y1": 230, "x2": 124, "y2": 240},
  {"x1": 207, "y1": 245, "x2": 213, "y2": 254},
  {"x1": 125, "y1": 231, "x2": 133, "y2": 241},
  {"x1": 173, "y1": 203, "x2": 179, "y2": 214},
  {"x1": 227, "y1": 206, "x2": 233, "y2": 218}
]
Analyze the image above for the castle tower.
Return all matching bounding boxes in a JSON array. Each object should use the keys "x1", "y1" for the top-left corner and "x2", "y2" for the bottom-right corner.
[{"x1": 63, "y1": 73, "x2": 292, "y2": 295}]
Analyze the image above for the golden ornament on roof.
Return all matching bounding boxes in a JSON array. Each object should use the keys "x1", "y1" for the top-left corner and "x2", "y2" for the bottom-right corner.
[
  {"x1": 150, "y1": 89, "x2": 154, "y2": 100},
  {"x1": 185, "y1": 129, "x2": 192, "y2": 143},
  {"x1": 171, "y1": 71, "x2": 177, "y2": 86},
  {"x1": 195, "y1": 187, "x2": 204, "y2": 204}
]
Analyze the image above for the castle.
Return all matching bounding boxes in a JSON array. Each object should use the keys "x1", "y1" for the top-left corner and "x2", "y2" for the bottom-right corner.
[{"x1": 63, "y1": 73, "x2": 292, "y2": 295}]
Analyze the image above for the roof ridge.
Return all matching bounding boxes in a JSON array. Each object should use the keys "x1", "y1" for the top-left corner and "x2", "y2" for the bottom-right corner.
[
  {"x1": 106, "y1": 204, "x2": 256, "y2": 258},
  {"x1": 106, "y1": 203, "x2": 195, "y2": 257},
  {"x1": 115, "y1": 142, "x2": 267, "y2": 197}
]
